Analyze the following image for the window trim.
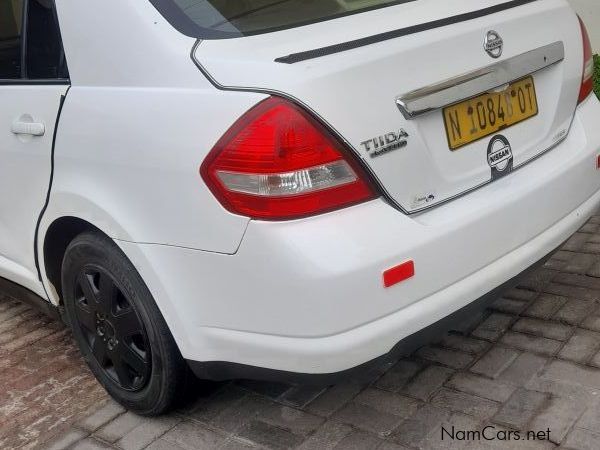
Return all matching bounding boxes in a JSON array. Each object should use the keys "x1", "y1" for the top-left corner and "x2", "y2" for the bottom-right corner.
[
  {"x1": 0, "y1": 0, "x2": 70, "y2": 85},
  {"x1": 20, "y1": 0, "x2": 27, "y2": 78},
  {"x1": 0, "y1": 78, "x2": 69, "y2": 85}
]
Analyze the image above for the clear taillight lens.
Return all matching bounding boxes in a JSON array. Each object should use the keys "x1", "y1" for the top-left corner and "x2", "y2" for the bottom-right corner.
[
  {"x1": 216, "y1": 160, "x2": 359, "y2": 197},
  {"x1": 578, "y1": 16, "x2": 594, "y2": 104},
  {"x1": 200, "y1": 97, "x2": 377, "y2": 220}
]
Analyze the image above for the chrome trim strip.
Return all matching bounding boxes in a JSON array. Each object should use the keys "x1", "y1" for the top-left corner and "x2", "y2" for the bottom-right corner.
[{"x1": 396, "y1": 41, "x2": 564, "y2": 119}]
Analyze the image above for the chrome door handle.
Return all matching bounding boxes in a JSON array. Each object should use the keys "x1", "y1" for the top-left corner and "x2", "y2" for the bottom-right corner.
[{"x1": 11, "y1": 121, "x2": 45, "y2": 136}]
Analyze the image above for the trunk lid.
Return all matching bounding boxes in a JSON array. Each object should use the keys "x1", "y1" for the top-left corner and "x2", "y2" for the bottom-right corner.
[{"x1": 194, "y1": 0, "x2": 583, "y2": 213}]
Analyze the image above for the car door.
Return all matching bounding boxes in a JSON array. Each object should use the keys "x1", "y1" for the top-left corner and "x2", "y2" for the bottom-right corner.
[{"x1": 0, "y1": 0, "x2": 69, "y2": 295}]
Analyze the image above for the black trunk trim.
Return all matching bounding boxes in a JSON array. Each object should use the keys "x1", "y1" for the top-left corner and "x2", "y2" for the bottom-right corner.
[{"x1": 275, "y1": 0, "x2": 540, "y2": 64}]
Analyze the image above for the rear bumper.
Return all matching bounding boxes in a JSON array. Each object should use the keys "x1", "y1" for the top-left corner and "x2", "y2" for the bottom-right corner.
[
  {"x1": 118, "y1": 96, "x2": 600, "y2": 376},
  {"x1": 186, "y1": 246, "x2": 555, "y2": 384}
]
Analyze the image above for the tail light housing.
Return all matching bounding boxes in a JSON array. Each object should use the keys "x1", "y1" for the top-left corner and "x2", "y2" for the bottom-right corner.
[
  {"x1": 201, "y1": 97, "x2": 377, "y2": 220},
  {"x1": 578, "y1": 16, "x2": 594, "y2": 104}
]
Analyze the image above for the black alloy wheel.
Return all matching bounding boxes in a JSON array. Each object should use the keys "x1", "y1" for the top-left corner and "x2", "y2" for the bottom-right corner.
[
  {"x1": 73, "y1": 266, "x2": 150, "y2": 391},
  {"x1": 62, "y1": 231, "x2": 188, "y2": 415}
]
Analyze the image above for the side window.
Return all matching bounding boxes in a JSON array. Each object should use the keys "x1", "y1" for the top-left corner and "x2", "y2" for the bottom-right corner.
[
  {"x1": 0, "y1": 0, "x2": 68, "y2": 81},
  {"x1": 26, "y1": 0, "x2": 68, "y2": 79},
  {"x1": 0, "y1": 0, "x2": 24, "y2": 79}
]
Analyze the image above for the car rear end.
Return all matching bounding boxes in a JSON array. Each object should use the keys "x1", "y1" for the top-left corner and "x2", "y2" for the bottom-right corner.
[{"x1": 139, "y1": 0, "x2": 600, "y2": 375}]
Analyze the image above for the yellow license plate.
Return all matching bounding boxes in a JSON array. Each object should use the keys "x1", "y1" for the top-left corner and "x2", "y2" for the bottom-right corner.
[{"x1": 443, "y1": 76, "x2": 538, "y2": 150}]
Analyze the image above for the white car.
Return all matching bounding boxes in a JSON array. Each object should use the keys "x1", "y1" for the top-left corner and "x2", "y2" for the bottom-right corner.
[{"x1": 0, "y1": 0, "x2": 598, "y2": 415}]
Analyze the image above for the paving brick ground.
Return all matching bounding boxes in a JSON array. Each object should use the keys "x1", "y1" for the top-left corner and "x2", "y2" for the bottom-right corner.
[
  {"x1": 9, "y1": 214, "x2": 600, "y2": 449},
  {"x1": 0, "y1": 297, "x2": 107, "y2": 450}
]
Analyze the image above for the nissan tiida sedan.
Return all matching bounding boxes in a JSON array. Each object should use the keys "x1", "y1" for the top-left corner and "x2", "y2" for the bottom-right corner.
[{"x1": 0, "y1": 0, "x2": 598, "y2": 415}]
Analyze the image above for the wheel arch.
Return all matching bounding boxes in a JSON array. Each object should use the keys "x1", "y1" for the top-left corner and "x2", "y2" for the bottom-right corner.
[
  {"x1": 39, "y1": 188, "x2": 141, "y2": 304},
  {"x1": 43, "y1": 216, "x2": 106, "y2": 304},
  {"x1": 38, "y1": 207, "x2": 190, "y2": 360}
]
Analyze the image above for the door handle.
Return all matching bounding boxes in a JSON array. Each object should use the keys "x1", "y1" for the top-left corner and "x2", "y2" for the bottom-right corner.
[{"x1": 11, "y1": 120, "x2": 45, "y2": 137}]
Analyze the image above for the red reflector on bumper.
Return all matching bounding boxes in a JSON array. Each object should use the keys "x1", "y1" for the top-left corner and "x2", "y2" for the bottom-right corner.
[
  {"x1": 383, "y1": 261, "x2": 415, "y2": 288},
  {"x1": 596, "y1": 155, "x2": 600, "y2": 169}
]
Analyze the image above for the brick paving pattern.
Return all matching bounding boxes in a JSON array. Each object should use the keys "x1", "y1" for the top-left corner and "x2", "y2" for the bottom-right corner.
[
  {"x1": 8, "y1": 214, "x2": 600, "y2": 449},
  {"x1": 0, "y1": 297, "x2": 108, "y2": 449}
]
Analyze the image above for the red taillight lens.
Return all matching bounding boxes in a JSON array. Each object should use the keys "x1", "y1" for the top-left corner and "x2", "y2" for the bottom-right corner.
[
  {"x1": 578, "y1": 16, "x2": 594, "y2": 104},
  {"x1": 201, "y1": 97, "x2": 377, "y2": 220}
]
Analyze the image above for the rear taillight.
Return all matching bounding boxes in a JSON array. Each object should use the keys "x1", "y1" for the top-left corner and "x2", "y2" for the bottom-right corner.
[
  {"x1": 201, "y1": 97, "x2": 377, "y2": 220},
  {"x1": 578, "y1": 16, "x2": 594, "y2": 104}
]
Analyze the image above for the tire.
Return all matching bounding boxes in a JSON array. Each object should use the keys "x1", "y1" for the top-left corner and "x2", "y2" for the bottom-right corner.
[{"x1": 62, "y1": 231, "x2": 187, "y2": 415}]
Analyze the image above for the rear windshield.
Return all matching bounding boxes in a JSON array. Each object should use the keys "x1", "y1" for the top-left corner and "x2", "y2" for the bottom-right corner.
[{"x1": 150, "y1": 0, "x2": 415, "y2": 39}]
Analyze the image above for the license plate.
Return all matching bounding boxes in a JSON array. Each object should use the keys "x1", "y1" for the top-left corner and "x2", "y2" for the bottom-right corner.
[{"x1": 443, "y1": 76, "x2": 538, "y2": 150}]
